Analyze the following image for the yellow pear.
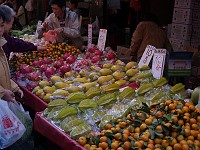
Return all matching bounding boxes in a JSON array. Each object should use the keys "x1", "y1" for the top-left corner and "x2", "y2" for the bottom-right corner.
[
  {"x1": 51, "y1": 76, "x2": 62, "y2": 84},
  {"x1": 43, "y1": 86, "x2": 56, "y2": 93},
  {"x1": 39, "y1": 81, "x2": 50, "y2": 88},
  {"x1": 54, "y1": 82, "x2": 68, "y2": 89}
]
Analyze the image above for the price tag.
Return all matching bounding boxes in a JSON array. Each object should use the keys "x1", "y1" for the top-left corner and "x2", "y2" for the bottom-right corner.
[
  {"x1": 152, "y1": 49, "x2": 166, "y2": 79},
  {"x1": 88, "y1": 24, "x2": 92, "y2": 48},
  {"x1": 138, "y1": 45, "x2": 156, "y2": 67},
  {"x1": 97, "y1": 29, "x2": 107, "y2": 51}
]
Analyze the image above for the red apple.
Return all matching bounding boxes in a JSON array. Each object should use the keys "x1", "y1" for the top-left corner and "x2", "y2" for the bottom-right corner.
[
  {"x1": 66, "y1": 55, "x2": 76, "y2": 64},
  {"x1": 87, "y1": 47, "x2": 95, "y2": 53},
  {"x1": 24, "y1": 65, "x2": 34, "y2": 73},
  {"x1": 94, "y1": 49, "x2": 103, "y2": 56}
]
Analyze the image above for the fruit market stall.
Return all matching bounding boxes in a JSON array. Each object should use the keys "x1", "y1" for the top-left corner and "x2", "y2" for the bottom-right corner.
[{"x1": 34, "y1": 112, "x2": 85, "y2": 150}]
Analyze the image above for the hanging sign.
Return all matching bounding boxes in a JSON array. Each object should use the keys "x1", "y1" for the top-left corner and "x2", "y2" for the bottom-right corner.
[
  {"x1": 138, "y1": 45, "x2": 156, "y2": 67},
  {"x1": 97, "y1": 29, "x2": 107, "y2": 51},
  {"x1": 88, "y1": 24, "x2": 92, "y2": 48},
  {"x1": 152, "y1": 49, "x2": 166, "y2": 79}
]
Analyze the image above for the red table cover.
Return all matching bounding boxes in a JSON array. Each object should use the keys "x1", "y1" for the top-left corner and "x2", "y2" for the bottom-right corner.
[
  {"x1": 17, "y1": 84, "x2": 47, "y2": 112},
  {"x1": 34, "y1": 112, "x2": 85, "y2": 150}
]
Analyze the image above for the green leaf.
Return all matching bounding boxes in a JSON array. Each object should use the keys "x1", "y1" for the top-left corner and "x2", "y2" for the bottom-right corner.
[
  {"x1": 172, "y1": 124, "x2": 182, "y2": 129},
  {"x1": 107, "y1": 138, "x2": 112, "y2": 146},
  {"x1": 161, "y1": 124, "x2": 170, "y2": 133},
  {"x1": 152, "y1": 118, "x2": 158, "y2": 125},
  {"x1": 180, "y1": 129, "x2": 185, "y2": 135},
  {"x1": 149, "y1": 128, "x2": 155, "y2": 139},
  {"x1": 122, "y1": 115, "x2": 126, "y2": 122},
  {"x1": 104, "y1": 132, "x2": 114, "y2": 138}
]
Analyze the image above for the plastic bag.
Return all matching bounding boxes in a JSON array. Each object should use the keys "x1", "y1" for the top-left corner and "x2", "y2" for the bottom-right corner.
[
  {"x1": 0, "y1": 99, "x2": 26, "y2": 149},
  {"x1": 43, "y1": 30, "x2": 57, "y2": 43},
  {"x1": 8, "y1": 101, "x2": 33, "y2": 145}
]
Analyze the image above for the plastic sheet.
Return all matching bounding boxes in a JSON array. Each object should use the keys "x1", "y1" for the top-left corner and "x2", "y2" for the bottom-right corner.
[{"x1": 34, "y1": 112, "x2": 85, "y2": 150}]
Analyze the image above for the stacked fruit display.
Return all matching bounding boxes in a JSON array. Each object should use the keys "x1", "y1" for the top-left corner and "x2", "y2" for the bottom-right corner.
[
  {"x1": 10, "y1": 42, "x2": 81, "y2": 71},
  {"x1": 77, "y1": 100, "x2": 200, "y2": 150}
]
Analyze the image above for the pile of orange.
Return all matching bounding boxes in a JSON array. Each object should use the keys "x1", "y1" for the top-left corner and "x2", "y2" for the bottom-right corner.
[
  {"x1": 10, "y1": 42, "x2": 81, "y2": 71},
  {"x1": 78, "y1": 100, "x2": 200, "y2": 150}
]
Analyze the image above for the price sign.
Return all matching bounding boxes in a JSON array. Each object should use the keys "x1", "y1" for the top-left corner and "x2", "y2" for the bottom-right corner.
[
  {"x1": 97, "y1": 29, "x2": 107, "y2": 51},
  {"x1": 88, "y1": 24, "x2": 92, "y2": 48},
  {"x1": 138, "y1": 45, "x2": 156, "y2": 67},
  {"x1": 152, "y1": 49, "x2": 166, "y2": 79}
]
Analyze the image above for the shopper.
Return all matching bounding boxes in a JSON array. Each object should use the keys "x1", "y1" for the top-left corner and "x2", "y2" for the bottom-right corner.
[
  {"x1": 130, "y1": 13, "x2": 172, "y2": 62},
  {"x1": 16, "y1": 0, "x2": 26, "y2": 27},
  {"x1": 37, "y1": 0, "x2": 83, "y2": 50},
  {"x1": 0, "y1": 8, "x2": 23, "y2": 102},
  {"x1": 0, "y1": 5, "x2": 44, "y2": 60},
  {"x1": 66, "y1": 0, "x2": 81, "y2": 17}
]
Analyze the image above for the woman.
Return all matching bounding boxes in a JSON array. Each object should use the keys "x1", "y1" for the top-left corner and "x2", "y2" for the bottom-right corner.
[
  {"x1": 0, "y1": 7, "x2": 23, "y2": 102},
  {"x1": 0, "y1": 5, "x2": 44, "y2": 60}
]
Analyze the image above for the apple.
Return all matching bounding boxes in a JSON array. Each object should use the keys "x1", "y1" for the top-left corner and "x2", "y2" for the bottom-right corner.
[
  {"x1": 66, "y1": 55, "x2": 76, "y2": 64},
  {"x1": 87, "y1": 47, "x2": 95, "y2": 53},
  {"x1": 45, "y1": 67, "x2": 56, "y2": 78},
  {"x1": 59, "y1": 65, "x2": 71, "y2": 74},
  {"x1": 53, "y1": 60, "x2": 64, "y2": 68},
  {"x1": 77, "y1": 60, "x2": 89, "y2": 66},
  {"x1": 84, "y1": 52, "x2": 90, "y2": 59},
  {"x1": 43, "y1": 57, "x2": 53, "y2": 64},
  {"x1": 40, "y1": 65, "x2": 48, "y2": 72}
]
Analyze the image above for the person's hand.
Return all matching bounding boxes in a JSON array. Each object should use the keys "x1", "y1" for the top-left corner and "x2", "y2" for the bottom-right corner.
[
  {"x1": 37, "y1": 46, "x2": 46, "y2": 52},
  {"x1": 42, "y1": 22, "x2": 48, "y2": 30},
  {"x1": 17, "y1": 89, "x2": 24, "y2": 98},
  {"x1": 2, "y1": 89, "x2": 15, "y2": 102},
  {"x1": 54, "y1": 27, "x2": 64, "y2": 34}
]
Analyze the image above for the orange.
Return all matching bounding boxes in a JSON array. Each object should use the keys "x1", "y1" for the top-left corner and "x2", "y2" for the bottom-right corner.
[
  {"x1": 111, "y1": 141, "x2": 120, "y2": 149},
  {"x1": 181, "y1": 144, "x2": 189, "y2": 150},
  {"x1": 165, "y1": 146, "x2": 173, "y2": 150},
  {"x1": 169, "y1": 138, "x2": 177, "y2": 146},
  {"x1": 114, "y1": 133, "x2": 122, "y2": 140},
  {"x1": 182, "y1": 106, "x2": 189, "y2": 113},
  {"x1": 187, "y1": 140, "x2": 194, "y2": 145},
  {"x1": 140, "y1": 123, "x2": 147, "y2": 131},
  {"x1": 84, "y1": 144, "x2": 90, "y2": 150},
  {"x1": 135, "y1": 127, "x2": 140, "y2": 133},
  {"x1": 176, "y1": 134, "x2": 184, "y2": 142},
  {"x1": 155, "y1": 125, "x2": 163, "y2": 131},
  {"x1": 194, "y1": 140, "x2": 200, "y2": 147},
  {"x1": 100, "y1": 136, "x2": 108, "y2": 143},
  {"x1": 78, "y1": 136, "x2": 87, "y2": 146},
  {"x1": 134, "y1": 141, "x2": 143, "y2": 148},
  {"x1": 183, "y1": 115, "x2": 190, "y2": 123},
  {"x1": 191, "y1": 130, "x2": 198, "y2": 138},
  {"x1": 180, "y1": 140, "x2": 187, "y2": 145},
  {"x1": 123, "y1": 141, "x2": 131, "y2": 150},
  {"x1": 121, "y1": 133, "x2": 129, "y2": 142},
  {"x1": 190, "y1": 118, "x2": 197, "y2": 124},
  {"x1": 156, "y1": 111, "x2": 163, "y2": 118},
  {"x1": 173, "y1": 143, "x2": 182, "y2": 150},
  {"x1": 98, "y1": 142, "x2": 108, "y2": 149},
  {"x1": 191, "y1": 124, "x2": 198, "y2": 130},
  {"x1": 123, "y1": 128, "x2": 130, "y2": 135},
  {"x1": 154, "y1": 138, "x2": 162, "y2": 144},
  {"x1": 178, "y1": 119, "x2": 184, "y2": 125},
  {"x1": 169, "y1": 103, "x2": 176, "y2": 110},
  {"x1": 141, "y1": 134, "x2": 149, "y2": 142},
  {"x1": 165, "y1": 100, "x2": 172, "y2": 106},
  {"x1": 147, "y1": 143, "x2": 154, "y2": 149},
  {"x1": 161, "y1": 140, "x2": 169, "y2": 148},
  {"x1": 184, "y1": 128, "x2": 191, "y2": 137},
  {"x1": 117, "y1": 147, "x2": 124, "y2": 150},
  {"x1": 172, "y1": 116, "x2": 178, "y2": 123},
  {"x1": 145, "y1": 118, "x2": 153, "y2": 125},
  {"x1": 197, "y1": 134, "x2": 200, "y2": 141},
  {"x1": 187, "y1": 135, "x2": 194, "y2": 141},
  {"x1": 171, "y1": 132, "x2": 178, "y2": 138}
]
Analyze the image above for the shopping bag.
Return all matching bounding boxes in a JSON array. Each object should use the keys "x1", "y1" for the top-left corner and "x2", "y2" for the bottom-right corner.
[
  {"x1": 0, "y1": 99, "x2": 26, "y2": 149},
  {"x1": 43, "y1": 30, "x2": 57, "y2": 43},
  {"x1": 8, "y1": 101, "x2": 33, "y2": 145}
]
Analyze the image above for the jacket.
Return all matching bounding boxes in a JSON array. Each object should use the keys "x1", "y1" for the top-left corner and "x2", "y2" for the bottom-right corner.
[
  {"x1": 3, "y1": 33, "x2": 37, "y2": 60},
  {"x1": 130, "y1": 21, "x2": 170, "y2": 59},
  {"x1": 37, "y1": 9, "x2": 83, "y2": 49},
  {"x1": 0, "y1": 37, "x2": 19, "y2": 98}
]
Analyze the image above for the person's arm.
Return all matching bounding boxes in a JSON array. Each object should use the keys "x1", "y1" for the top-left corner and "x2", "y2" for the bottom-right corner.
[
  {"x1": 62, "y1": 12, "x2": 81, "y2": 38},
  {"x1": 5, "y1": 33, "x2": 37, "y2": 53},
  {"x1": 0, "y1": 85, "x2": 5, "y2": 99},
  {"x1": 130, "y1": 22, "x2": 144, "y2": 60}
]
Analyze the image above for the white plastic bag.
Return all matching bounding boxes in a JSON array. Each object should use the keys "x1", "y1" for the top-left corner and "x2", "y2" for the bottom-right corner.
[
  {"x1": 0, "y1": 99, "x2": 26, "y2": 149},
  {"x1": 8, "y1": 101, "x2": 33, "y2": 145}
]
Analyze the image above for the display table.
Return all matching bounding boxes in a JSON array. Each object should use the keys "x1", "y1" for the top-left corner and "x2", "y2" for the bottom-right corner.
[
  {"x1": 17, "y1": 84, "x2": 47, "y2": 112},
  {"x1": 34, "y1": 112, "x2": 85, "y2": 150}
]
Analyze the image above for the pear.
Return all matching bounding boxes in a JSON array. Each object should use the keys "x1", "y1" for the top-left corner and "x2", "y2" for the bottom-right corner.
[
  {"x1": 111, "y1": 65, "x2": 125, "y2": 72},
  {"x1": 125, "y1": 61, "x2": 138, "y2": 70},
  {"x1": 52, "y1": 89, "x2": 69, "y2": 97},
  {"x1": 35, "y1": 89, "x2": 45, "y2": 97},
  {"x1": 112, "y1": 71, "x2": 126, "y2": 80},
  {"x1": 43, "y1": 93, "x2": 52, "y2": 103},
  {"x1": 67, "y1": 86, "x2": 81, "y2": 93},
  {"x1": 99, "y1": 68, "x2": 113, "y2": 76},
  {"x1": 103, "y1": 63, "x2": 113, "y2": 68},
  {"x1": 32, "y1": 86, "x2": 41, "y2": 94}
]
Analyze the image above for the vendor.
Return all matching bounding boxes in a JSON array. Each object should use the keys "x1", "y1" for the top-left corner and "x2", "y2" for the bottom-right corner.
[
  {"x1": 130, "y1": 13, "x2": 172, "y2": 62},
  {"x1": 37, "y1": 0, "x2": 84, "y2": 50},
  {"x1": 0, "y1": 5, "x2": 44, "y2": 60}
]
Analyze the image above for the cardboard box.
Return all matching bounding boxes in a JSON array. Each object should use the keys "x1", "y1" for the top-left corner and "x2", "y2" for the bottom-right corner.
[
  {"x1": 117, "y1": 45, "x2": 132, "y2": 63},
  {"x1": 172, "y1": 8, "x2": 200, "y2": 24},
  {"x1": 168, "y1": 52, "x2": 193, "y2": 76},
  {"x1": 174, "y1": 0, "x2": 200, "y2": 8},
  {"x1": 170, "y1": 38, "x2": 190, "y2": 51},
  {"x1": 170, "y1": 23, "x2": 192, "y2": 40}
]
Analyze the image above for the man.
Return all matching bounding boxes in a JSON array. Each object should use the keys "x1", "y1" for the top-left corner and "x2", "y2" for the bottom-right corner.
[{"x1": 37, "y1": 0, "x2": 83, "y2": 50}]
